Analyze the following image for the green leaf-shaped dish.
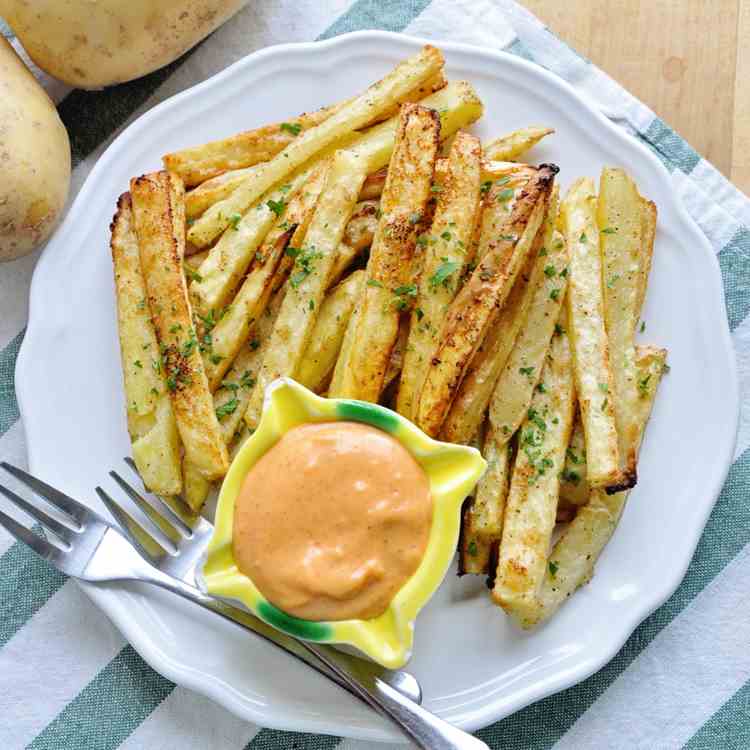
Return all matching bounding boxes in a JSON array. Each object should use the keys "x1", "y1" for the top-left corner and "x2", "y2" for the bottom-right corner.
[{"x1": 202, "y1": 378, "x2": 486, "y2": 668}]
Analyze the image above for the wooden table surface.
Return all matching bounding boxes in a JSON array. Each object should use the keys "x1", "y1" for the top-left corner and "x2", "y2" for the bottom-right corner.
[{"x1": 524, "y1": 0, "x2": 749, "y2": 196}]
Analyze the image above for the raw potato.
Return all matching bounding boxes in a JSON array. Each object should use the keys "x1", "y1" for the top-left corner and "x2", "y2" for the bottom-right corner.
[
  {"x1": 0, "y1": 38, "x2": 70, "y2": 261},
  {"x1": 2, "y1": 1, "x2": 248, "y2": 89}
]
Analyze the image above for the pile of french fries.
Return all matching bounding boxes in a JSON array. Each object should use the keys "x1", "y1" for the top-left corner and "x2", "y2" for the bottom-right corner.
[{"x1": 109, "y1": 45, "x2": 667, "y2": 627}]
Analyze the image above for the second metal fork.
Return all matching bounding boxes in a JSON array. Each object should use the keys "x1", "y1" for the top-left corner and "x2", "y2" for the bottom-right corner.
[{"x1": 0, "y1": 460, "x2": 490, "y2": 749}]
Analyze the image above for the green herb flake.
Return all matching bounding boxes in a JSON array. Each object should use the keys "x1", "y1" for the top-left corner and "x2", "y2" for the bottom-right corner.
[
  {"x1": 554, "y1": 323, "x2": 565, "y2": 336},
  {"x1": 209, "y1": 353, "x2": 224, "y2": 365},
  {"x1": 133, "y1": 360, "x2": 143, "y2": 369},
  {"x1": 640, "y1": 320, "x2": 646, "y2": 333},
  {"x1": 228, "y1": 213, "x2": 242, "y2": 230},
  {"x1": 215, "y1": 398, "x2": 239, "y2": 420},
  {"x1": 430, "y1": 184, "x2": 444, "y2": 194},
  {"x1": 549, "y1": 560, "x2": 559, "y2": 577},
  {"x1": 441, "y1": 230, "x2": 452, "y2": 241},
  {"x1": 607, "y1": 274, "x2": 621, "y2": 289},
  {"x1": 467, "y1": 540, "x2": 478, "y2": 557},
  {"x1": 280, "y1": 122, "x2": 302, "y2": 136},
  {"x1": 544, "y1": 265, "x2": 557, "y2": 278},
  {"x1": 598, "y1": 382, "x2": 609, "y2": 393},
  {"x1": 429, "y1": 260, "x2": 460, "y2": 290},
  {"x1": 249, "y1": 339, "x2": 260, "y2": 351},
  {"x1": 185, "y1": 266, "x2": 203, "y2": 283},
  {"x1": 579, "y1": 231, "x2": 588, "y2": 243},
  {"x1": 550, "y1": 288, "x2": 561, "y2": 301},
  {"x1": 266, "y1": 199, "x2": 285, "y2": 217},
  {"x1": 601, "y1": 226, "x2": 617, "y2": 235},
  {"x1": 497, "y1": 188, "x2": 514, "y2": 202},
  {"x1": 539, "y1": 247, "x2": 548, "y2": 257},
  {"x1": 480, "y1": 180, "x2": 492, "y2": 197},
  {"x1": 519, "y1": 366, "x2": 534, "y2": 377}
]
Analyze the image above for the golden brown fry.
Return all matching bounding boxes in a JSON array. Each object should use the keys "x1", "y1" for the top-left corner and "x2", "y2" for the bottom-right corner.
[
  {"x1": 488, "y1": 251, "x2": 569, "y2": 440},
  {"x1": 111, "y1": 193, "x2": 182, "y2": 497},
  {"x1": 164, "y1": 71, "x2": 446, "y2": 187},
  {"x1": 441, "y1": 187, "x2": 559, "y2": 444},
  {"x1": 189, "y1": 165, "x2": 311, "y2": 316},
  {"x1": 397, "y1": 131, "x2": 482, "y2": 420},
  {"x1": 360, "y1": 168, "x2": 387, "y2": 200},
  {"x1": 598, "y1": 168, "x2": 643, "y2": 492},
  {"x1": 333, "y1": 104, "x2": 440, "y2": 402},
  {"x1": 185, "y1": 164, "x2": 263, "y2": 219},
  {"x1": 297, "y1": 270, "x2": 365, "y2": 393},
  {"x1": 203, "y1": 162, "x2": 330, "y2": 389},
  {"x1": 130, "y1": 171, "x2": 228, "y2": 482},
  {"x1": 559, "y1": 415, "x2": 589, "y2": 505},
  {"x1": 484, "y1": 126, "x2": 554, "y2": 162},
  {"x1": 245, "y1": 149, "x2": 369, "y2": 428},
  {"x1": 416, "y1": 165, "x2": 557, "y2": 436},
  {"x1": 187, "y1": 46, "x2": 445, "y2": 247},
  {"x1": 492, "y1": 326, "x2": 575, "y2": 623},
  {"x1": 458, "y1": 424, "x2": 511, "y2": 575},
  {"x1": 560, "y1": 177, "x2": 620, "y2": 489},
  {"x1": 520, "y1": 346, "x2": 667, "y2": 628},
  {"x1": 636, "y1": 197, "x2": 657, "y2": 324}
]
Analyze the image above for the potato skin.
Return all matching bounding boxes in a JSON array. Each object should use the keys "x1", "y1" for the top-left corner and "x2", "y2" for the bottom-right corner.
[
  {"x1": 1, "y1": 0, "x2": 248, "y2": 89},
  {"x1": 0, "y1": 38, "x2": 70, "y2": 262}
]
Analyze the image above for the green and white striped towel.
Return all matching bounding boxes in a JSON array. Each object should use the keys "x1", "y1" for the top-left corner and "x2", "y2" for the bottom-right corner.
[{"x1": 1, "y1": 1, "x2": 748, "y2": 748}]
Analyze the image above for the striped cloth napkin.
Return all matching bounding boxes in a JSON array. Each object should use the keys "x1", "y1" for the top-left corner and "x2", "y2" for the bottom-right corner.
[{"x1": 1, "y1": 1, "x2": 748, "y2": 748}]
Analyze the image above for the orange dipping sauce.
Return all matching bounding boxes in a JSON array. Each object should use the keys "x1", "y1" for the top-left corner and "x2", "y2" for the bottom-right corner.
[{"x1": 232, "y1": 421, "x2": 432, "y2": 621}]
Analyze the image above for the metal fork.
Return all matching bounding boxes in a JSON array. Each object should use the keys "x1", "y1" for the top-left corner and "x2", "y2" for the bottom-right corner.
[{"x1": 0, "y1": 460, "x2": 489, "y2": 750}]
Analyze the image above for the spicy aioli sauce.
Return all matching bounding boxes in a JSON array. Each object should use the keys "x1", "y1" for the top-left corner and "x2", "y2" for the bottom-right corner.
[{"x1": 232, "y1": 421, "x2": 432, "y2": 621}]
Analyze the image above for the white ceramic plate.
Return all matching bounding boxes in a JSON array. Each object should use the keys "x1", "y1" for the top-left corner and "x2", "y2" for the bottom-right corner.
[{"x1": 17, "y1": 31, "x2": 738, "y2": 742}]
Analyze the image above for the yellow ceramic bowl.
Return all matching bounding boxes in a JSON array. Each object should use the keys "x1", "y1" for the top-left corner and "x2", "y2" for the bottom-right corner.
[{"x1": 202, "y1": 378, "x2": 486, "y2": 668}]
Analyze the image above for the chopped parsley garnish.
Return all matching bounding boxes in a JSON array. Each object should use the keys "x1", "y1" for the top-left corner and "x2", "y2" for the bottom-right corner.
[
  {"x1": 166, "y1": 375, "x2": 177, "y2": 392},
  {"x1": 499, "y1": 234, "x2": 516, "y2": 242},
  {"x1": 527, "y1": 407, "x2": 547, "y2": 432},
  {"x1": 536, "y1": 382, "x2": 547, "y2": 393},
  {"x1": 181, "y1": 334, "x2": 198, "y2": 358},
  {"x1": 601, "y1": 226, "x2": 617, "y2": 235},
  {"x1": 392, "y1": 283, "x2": 418, "y2": 310},
  {"x1": 497, "y1": 188, "x2": 514, "y2": 202},
  {"x1": 640, "y1": 320, "x2": 646, "y2": 333},
  {"x1": 169, "y1": 323, "x2": 183, "y2": 334},
  {"x1": 566, "y1": 447, "x2": 583, "y2": 465},
  {"x1": 607, "y1": 274, "x2": 621, "y2": 288},
  {"x1": 548, "y1": 560, "x2": 559, "y2": 577},
  {"x1": 480, "y1": 180, "x2": 492, "y2": 197},
  {"x1": 539, "y1": 246, "x2": 548, "y2": 257},
  {"x1": 134, "y1": 360, "x2": 143, "y2": 369},
  {"x1": 240, "y1": 371, "x2": 256, "y2": 389},
  {"x1": 221, "y1": 381, "x2": 239, "y2": 393},
  {"x1": 249, "y1": 339, "x2": 260, "y2": 351},
  {"x1": 209, "y1": 353, "x2": 224, "y2": 365},
  {"x1": 308, "y1": 299, "x2": 315, "y2": 311},
  {"x1": 415, "y1": 234, "x2": 429, "y2": 247},
  {"x1": 415, "y1": 307, "x2": 424, "y2": 321},
  {"x1": 662, "y1": 362, "x2": 671, "y2": 374},
  {"x1": 150, "y1": 387, "x2": 159, "y2": 397},
  {"x1": 185, "y1": 266, "x2": 203, "y2": 282},
  {"x1": 280, "y1": 121, "x2": 302, "y2": 136},
  {"x1": 367, "y1": 279, "x2": 384, "y2": 288},
  {"x1": 441, "y1": 230, "x2": 452, "y2": 241},
  {"x1": 215, "y1": 398, "x2": 239, "y2": 420},
  {"x1": 467, "y1": 540, "x2": 478, "y2": 556},
  {"x1": 601, "y1": 398, "x2": 609, "y2": 412},
  {"x1": 429, "y1": 260, "x2": 460, "y2": 290},
  {"x1": 228, "y1": 213, "x2": 242, "y2": 230},
  {"x1": 266, "y1": 199, "x2": 285, "y2": 217},
  {"x1": 638, "y1": 373, "x2": 652, "y2": 397},
  {"x1": 561, "y1": 468, "x2": 581, "y2": 485},
  {"x1": 579, "y1": 231, "x2": 588, "y2": 243},
  {"x1": 430, "y1": 184, "x2": 444, "y2": 193},
  {"x1": 544, "y1": 265, "x2": 557, "y2": 278},
  {"x1": 598, "y1": 382, "x2": 609, "y2": 393},
  {"x1": 519, "y1": 366, "x2": 534, "y2": 377},
  {"x1": 198, "y1": 310, "x2": 216, "y2": 331},
  {"x1": 409, "y1": 211, "x2": 422, "y2": 225},
  {"x1": 554, "y1": 323, "x2": 565, "y2": 336},
  {"x1": 290, "y1": 246, "x2": 323, "y2": 288},
  {"x1": 550, "y1": 288, "x2": 561, "y2": 301}
]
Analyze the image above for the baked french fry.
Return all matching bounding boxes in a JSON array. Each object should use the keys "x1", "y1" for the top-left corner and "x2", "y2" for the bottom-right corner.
[
  {"x1": 397, "y1": 131, "x2": 482, "y2": 419},
  {"x1": 416, "y1": 164, "x2": 557, "y2": 436},
  {"x1": 560, "y1": 177, "x2": 620, "y2": 488},
  {"x1": 559, "y1": 415, "x2": 589, "y2": 505},
  {"x1": 458, "y1": 424, "x2": 511, "y2": 575},
  {"x1": 441, "y1": 187, "x2": 559, "y2": 444},
  {"x1": 484, "y1": 126, "x2": 554, "y2": 162},
  {"x1": 164, "y1": 71, "x2": 446, "y2": 187},
  {"x1": 245, "y1": 148, "x2": 369, "y2": 428},
  {"x1": 488, "y1": 248, "x2": 569, "y2": 439},
  {"x1": 360, "y1": 168, "x2": 387, "y2": 201},
  {"x1": 187, "y1": 46, "x2": 445, "y2": 247},
  {"x1": 328, "y1": 297, "x2": 361, "y2": 397},
  {"x1": 492, "y1": 325, "x2": 576, "y2": 622},
  {"x1": 182, "y1": 288, "x2": 285, "y2": 510},
  {"x1": 185, "y1": 164, "x2": 263, "y2": 219},
  {"x1": 636, "y1": 197, "x2": 657, "y2": 328},
  {"x1": 520, "y1": 346, "x2": 667, "y2": 628},
  {"x1": 111, "y1": 193, "x2": 182, "y2": 497},
  {"x1": 203, "y1": 161, "x2": 330, "y2": 389},
  {"x1": 598, "y1": 168, "x2": 643, "y2": 492},
  {"x1": 189, "y1": 165, "x2": 311, "y2": 316},
  {"x1": 333, "y1": 104, "x2": 440, "y2": 402},
  {"x1": 327, "y1": 200, "x2": 378, "y2": 286},
  {"x1": 297, "y1": 270, "x2": 365, "y2": 393},
  {"x1": 130, "y1": 171, "x2": 228, "y2": 482}
]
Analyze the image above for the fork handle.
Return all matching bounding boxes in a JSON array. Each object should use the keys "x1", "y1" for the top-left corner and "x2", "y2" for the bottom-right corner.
[
  {"x1": 137, "y1": 565, "x2": 422, "y2": 707},
  {"x1": 301, "y1": 640, "x2": 490, "y2": 750}
]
